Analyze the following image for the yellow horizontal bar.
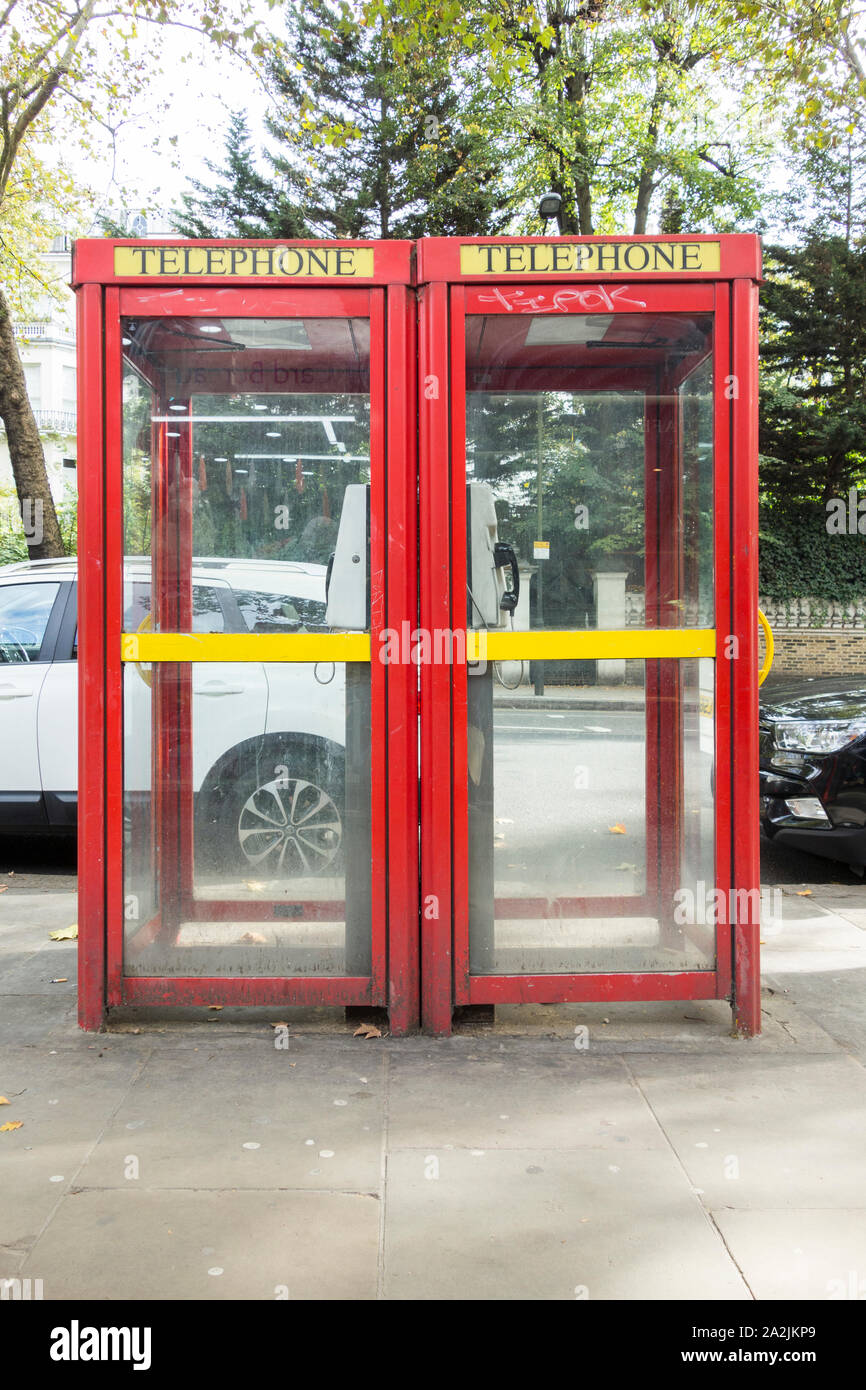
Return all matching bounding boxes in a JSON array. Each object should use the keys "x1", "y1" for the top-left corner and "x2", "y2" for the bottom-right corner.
[
  {"x1": 466, "y1": 628, "x2": 716, "y2": 661},
  {"x1": 122, "y1": 632, "x2": 371, "y2": 663}
]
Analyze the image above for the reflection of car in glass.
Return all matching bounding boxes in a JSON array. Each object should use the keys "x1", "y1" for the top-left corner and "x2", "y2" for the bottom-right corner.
[
  {"x1": 760, "y1": 678, "x2": 866, "y2": 875},
  {"x1": 0, "y1": 557, "x2": 347, "y2": 877}
]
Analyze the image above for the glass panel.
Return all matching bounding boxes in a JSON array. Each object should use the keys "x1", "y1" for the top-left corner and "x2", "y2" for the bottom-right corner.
[
  {"x1": 0, "y1": 582, "x2": 60, "y2": 662},
  {"x1": 468, "y1": 658, "x2": 715, "y2": 975},
  {"x1": 120, "y1": 314, "x2": 373, "y2": 978},
  {"x1": 122, "y1": 662, "x2": 371, "y2": 977},
  {"x1": 465, "y1": 312, "x2": 713, "y2": 635},
  {"x1": 121, "y1": 316, "x2": 371, "y2": 629},
  {"x1": 679, "y1": 356, "x2": 714, "y2": 628}
]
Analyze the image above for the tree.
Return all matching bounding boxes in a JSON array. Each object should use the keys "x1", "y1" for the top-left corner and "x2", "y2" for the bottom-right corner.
[
  {"x1": 723, "y1": 0, "x2": 866, "y2": 134},
  {"x1": 760, "y1": 234, "x2": 866, "y2": 507},
  {"x1": 173, "y1": 111, "x2": 309, "y2": 239},
  {"x1": 174, "y1": 2, "x2": 512, "y2": 241},
  {"x1": 0, "y1": 0, "x2": 264, "y2": 558},
  {"x1": 267, "y1": 2, "x2": 512, "y2": 238},
  {"x1": 358, "y1": 0, "x2": 776, "y2": 235}
]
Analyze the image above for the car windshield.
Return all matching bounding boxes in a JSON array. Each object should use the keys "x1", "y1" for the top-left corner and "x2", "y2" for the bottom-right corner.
[{"x1": 0, "y1": 581, "x2": 60, "y2": 662}]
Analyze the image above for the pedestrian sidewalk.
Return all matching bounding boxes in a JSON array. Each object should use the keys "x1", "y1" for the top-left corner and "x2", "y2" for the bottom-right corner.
[
  {"x1": 2, "y1": 883, "x2": 866, "y2": 1299},
  {"x1": 494, "y1": 683, "x2": 646, "y2": 711}
]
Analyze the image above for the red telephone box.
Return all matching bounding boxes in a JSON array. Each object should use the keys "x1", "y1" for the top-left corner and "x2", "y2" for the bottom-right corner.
[
  {"x1": 416, "y1": 235, "x2": 761, "y2": 1035},
  {"x1": 74, "y1": 234, "x2": 761, "y2": 1035},
  {"x1": 73, "y1": 239, "x2": 419, "y2": 1032}
]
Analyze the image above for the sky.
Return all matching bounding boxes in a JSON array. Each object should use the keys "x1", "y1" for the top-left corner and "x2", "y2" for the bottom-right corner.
[{"x1": 73, "y1": 18, "x2": 275, "y2": 235}]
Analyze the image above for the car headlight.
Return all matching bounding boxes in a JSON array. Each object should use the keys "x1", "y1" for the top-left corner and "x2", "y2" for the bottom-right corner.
[{"x1": 773, "y1": 720, "x2": 866, "y2": 753}]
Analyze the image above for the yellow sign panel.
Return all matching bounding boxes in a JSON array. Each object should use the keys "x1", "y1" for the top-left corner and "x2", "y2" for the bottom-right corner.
[
  {"x1": 459, "y1": 241, "x2": 721, "y2": 276},
  {"x1": 114, "y1": 245, "x2": 375, "y2": 279}
]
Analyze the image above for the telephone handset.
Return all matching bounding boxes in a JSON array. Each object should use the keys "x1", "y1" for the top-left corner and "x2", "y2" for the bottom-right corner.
[{"x1": 493, "y1": 542, "x2": 519, "y2": 613}]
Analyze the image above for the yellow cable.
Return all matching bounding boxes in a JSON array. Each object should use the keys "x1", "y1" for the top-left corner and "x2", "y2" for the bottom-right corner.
[{"x1": 757, "y1": 608, "x2": 774, "y2": 686}]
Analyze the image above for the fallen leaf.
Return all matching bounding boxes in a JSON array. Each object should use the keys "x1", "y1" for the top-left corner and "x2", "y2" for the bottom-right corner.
[
  {"x1": 0, "y1": 1097, "x2": 9, "y2": 1105},
  {"x1": 270, "y1": 1021, "x2": 289, "y2": 1029},
  {"x1": 49, "y1": 924, "x2": 78, "y2": 941},
  {"x1": 0, "y1": 1120, "x2": 23, "y2": 1132},
  {"x1": 0, "y1": 885, "x2": 7, "y2": 894},
  {"x1": 208, "y1": 1004, "x2": 223, "y2": 1011},
  {"x1": 240, "y1": 932, "x2": 267, "y2": 944},
  {"x1": 609, "y1": 824, "x2": 627, "y2": 835},
  {"x1": 244, "y1": 881, "x2": 265, "y2": 892},
  {"x1": 796, "y1": 889, "x2": 812, "y2": 897},
  {"x1": 353, "y1": 1023, "x2": 382, "y2": 1040}
]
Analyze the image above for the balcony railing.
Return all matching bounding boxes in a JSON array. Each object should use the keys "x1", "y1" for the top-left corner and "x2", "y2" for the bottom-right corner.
[
  {"x1": 35, "y1": 409, "x2": 76, "y2": 434},
  {"x1": 0, "y1": 409, "x2": 77, "y2": 435},
  {"x1": 13, "y1": 321, "x2": 75, "y2": 342}
]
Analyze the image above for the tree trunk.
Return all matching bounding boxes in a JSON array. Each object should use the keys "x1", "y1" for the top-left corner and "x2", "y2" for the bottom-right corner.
[
  {"x1": 633, "y1": 75, "x2": 665, "y2": 234},
  {"x1": 0, "y1": 285, "x2": 65, "y2": 559}
]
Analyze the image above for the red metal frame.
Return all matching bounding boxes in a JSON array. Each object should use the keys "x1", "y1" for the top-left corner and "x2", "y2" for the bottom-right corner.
[
  {"x1": 730, "y1": 277, "x2": 761, "y2": 1034},
  {"x1": 76, "y1": 247, "x2": 416, "y2": 1029},
  {"x1": 76, "y1": 282, "x2": 107, "y2": 1031},
  {"x1": 418, "y1": 241, "x2": 760, "y2": 1033}
]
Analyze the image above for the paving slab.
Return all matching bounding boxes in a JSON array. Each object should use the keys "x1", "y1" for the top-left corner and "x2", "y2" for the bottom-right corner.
[
  {"x1": 383, "y1": 1146, "x2": 750, "y2": 1300},
  {"x1": 711, "y1": 1209, "x2": 866, "y2": 1300},
  {"x1": 0, "y1": 993, "x2": 77, "y2": 1046},
  {"x1": 0, "y1": 890, "x2": 78, "y2": 931},
  {"x1": 0, "y1": 944, "x2": 77, "y2": 994},
  {"x1": 18, "y1": 1188, "x2": 379, "y2": 1300},
  {"x1": 765, "y1": 967, "x2": 866, "y2": 1060},
  {"x1": 387, "y1": 1048, "x2": 666, "y2": 1150},
  {"x1": 490, "y1": 994, "x2": 838, "y2": 1051},
  {"x1": 627, "y1": 1052, "x2": 866, "y2": 1210},
  {"x1": 761, "y1": 906, "x2": 866, "y2": 976},
  {"x1": 0, "y1": 1047, "x2": 145, "y2": 1253},
  {"x1": 76, "y1": 1045, "x2": 385, "y2": 1193}
]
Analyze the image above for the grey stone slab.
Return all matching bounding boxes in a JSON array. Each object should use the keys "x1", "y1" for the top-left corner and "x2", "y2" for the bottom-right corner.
[
  {"x1": 20, "y1": 1188, "x2": 378, "y2": 1300},
  {"x1": 0, "y1": 950, "x2": 40, "y2": 981},
  {"x1": 761, "y1": 906, "x2": 866, "y2": 976},
  {"x1": 0, "y1": 1250, "x2": 26, "y2": 1279},
  {"x1": 77, "y1": 1046, "x2": 385, "y2": 1192},
  {"x1": 0, "y1": 944, "x2": 76, "y2": 993},
  {"x1": 765, "y1": 967, "x2": 866, "y2": 1059},
  {"x1": 756, "y1": 990, "x2": 843, "y2": 1051},
  {"x1": 628, "y1": 1052, "x2": 866, "y2": 1210},
  {"x1": 0, "y1": 1047, "x2": 145, "y2": 1252},
  {"x1": 0, "y1": 993, "x2": 76, "y2": 1045},
  {"x1": 383, "y1": 1146, "x2": 749, "y2": 1300},
  {"x1": 0, "y1": 891, "x2": 78, "y2": 931},
  {"x1": 712, "y1": 1209, "x2": 866, "y2": 1300},
  {"x1": 387, "y1": 1049, "x2": 666, "y2": 1150},
  {"x1": 831, "y1": 906, "x2": 866, "y2": 931},
  {"x1": 491, "y1": 995, "x2": 839, "y2": 1051}
]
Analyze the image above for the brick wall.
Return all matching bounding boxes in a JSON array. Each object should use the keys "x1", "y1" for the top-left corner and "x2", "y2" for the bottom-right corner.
[{"x1": 760, "y1": 627, "x2": 866, "y2": 678}]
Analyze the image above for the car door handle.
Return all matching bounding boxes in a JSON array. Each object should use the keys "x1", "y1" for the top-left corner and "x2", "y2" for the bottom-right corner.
[
  {"x1": 0, "y1": 683, "x2": 33, "y2": 699},
  {"x1": 195, "y1": 681, "x2": 245, "y2": 696}
]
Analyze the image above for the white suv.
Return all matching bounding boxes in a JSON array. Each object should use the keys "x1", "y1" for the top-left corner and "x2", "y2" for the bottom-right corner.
[{"x1": 0, "y1": 557, "x2": 348, "y2": 876}]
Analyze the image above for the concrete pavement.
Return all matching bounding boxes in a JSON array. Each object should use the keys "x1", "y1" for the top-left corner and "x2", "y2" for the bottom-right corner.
[{"x1": 2, "y1": 881, "x2": 866, "y2": 1299}]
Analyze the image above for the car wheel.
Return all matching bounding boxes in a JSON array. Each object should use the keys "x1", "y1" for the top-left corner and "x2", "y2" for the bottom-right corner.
[{"x1": 205, "y1": 746, "x2": 344, "y2": 878}]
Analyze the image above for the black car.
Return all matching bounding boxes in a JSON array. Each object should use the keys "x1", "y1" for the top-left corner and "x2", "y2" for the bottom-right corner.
[{"x1": 760, "y1": 677, "x2": 866, "y2": 874}]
